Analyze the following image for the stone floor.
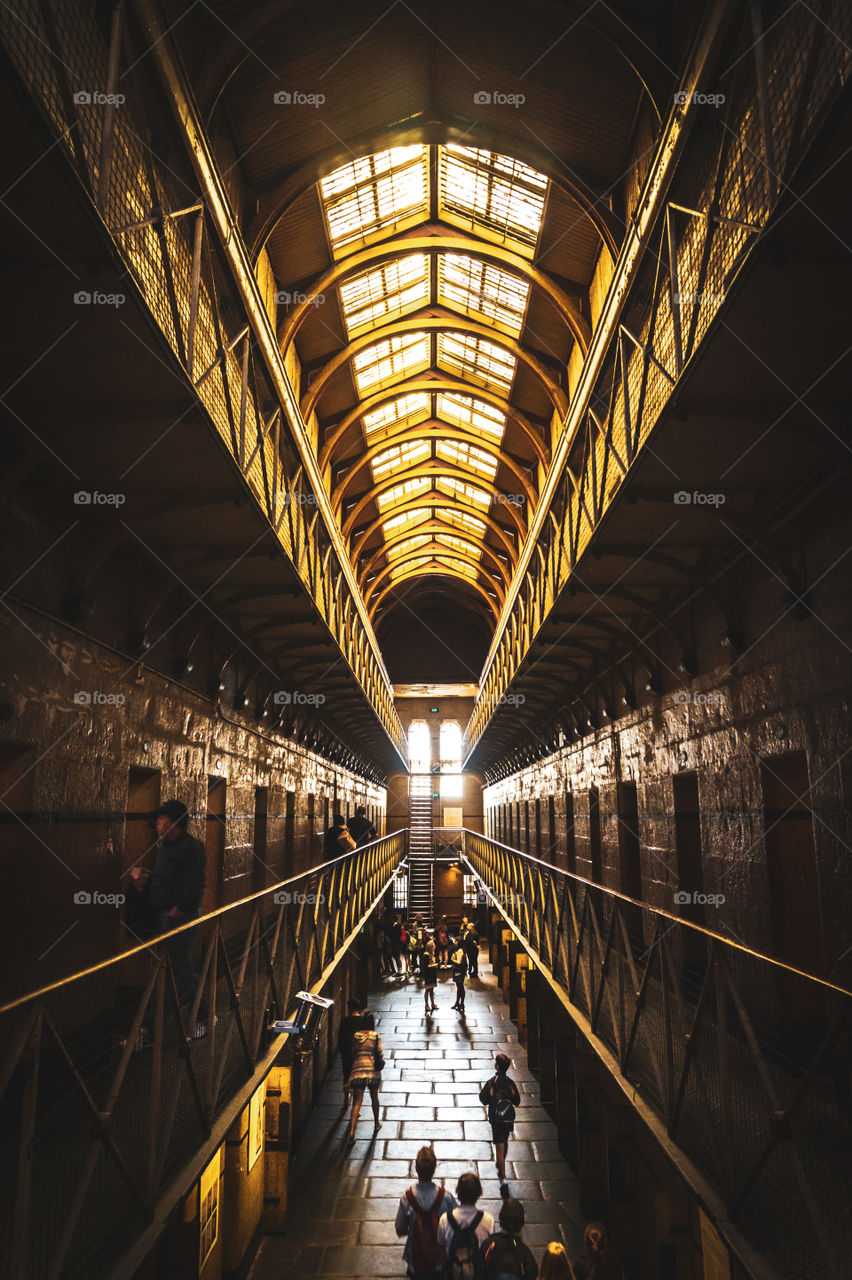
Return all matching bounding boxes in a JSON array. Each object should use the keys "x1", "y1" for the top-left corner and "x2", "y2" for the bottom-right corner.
[{"x1": 248, "y1": 954, "x2": 586, "y2": 1278}]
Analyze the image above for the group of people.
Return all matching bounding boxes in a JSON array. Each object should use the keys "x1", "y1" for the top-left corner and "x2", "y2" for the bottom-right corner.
[
  {"x1": 376, "y1": 913, "x2": 481, "y2": 1014},
  {"x1": 395, "y1": 1150, "x2": 624, "y2": 1279},
  {"x1": 324, "y1": 806, "x2": 378, "y2": 856}
]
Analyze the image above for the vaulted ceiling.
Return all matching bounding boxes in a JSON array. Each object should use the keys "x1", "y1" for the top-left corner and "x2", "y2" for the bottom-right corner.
[{"x1": 164, "y1": 0, "x2": 701, "y2": 674}]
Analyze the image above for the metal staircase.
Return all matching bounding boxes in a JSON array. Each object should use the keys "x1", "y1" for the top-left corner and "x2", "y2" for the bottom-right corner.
[{"x1": 407, "y1": 774, "x2": 433, "y2": 922}]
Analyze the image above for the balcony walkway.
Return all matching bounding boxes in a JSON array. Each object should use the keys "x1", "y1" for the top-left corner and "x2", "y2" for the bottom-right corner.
[{"x1": 250, "y1": 956, "x2": 584, "y2": 1279}]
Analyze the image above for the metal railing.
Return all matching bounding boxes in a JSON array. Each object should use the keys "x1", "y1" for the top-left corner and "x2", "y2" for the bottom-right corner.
[
  {"x1": 0, "y1": 831, "x2": 406, "y2": 1280},
  {"x1": 463, "y1": 830, "x2": 852, "y2": 1280},
  {"x1": 465, "y1": 0, "x2": 852, "y2": 756},
  {"x1": 0, "y1": 0, "x2": 405, "y2": 761}
]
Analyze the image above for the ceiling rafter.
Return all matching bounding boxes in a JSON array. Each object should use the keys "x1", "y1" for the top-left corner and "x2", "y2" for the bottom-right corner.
[
  {"x1": 352, "y1": 492, "x2": 519, "y2": 565},
  {"x1": 360, "y1": 517, "x2": 512, "y2": 589},
  {"x1": 368, "y1": 563, "x2": 502, "y2": 622},
  {"x1": 364, "y1": 543, "x2": 506, "y2": 606}
]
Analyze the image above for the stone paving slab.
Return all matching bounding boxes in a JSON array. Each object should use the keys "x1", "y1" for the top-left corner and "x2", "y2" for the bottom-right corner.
[{"x1": 248, "y1": 956, "x2": 586, "y2": 1279}]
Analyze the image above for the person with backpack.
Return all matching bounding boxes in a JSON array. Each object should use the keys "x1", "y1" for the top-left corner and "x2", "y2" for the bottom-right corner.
[
  {"x1": 438, "y1": 1172, "x2": 494, "y2": 1279},
  {"x1": 451, "y1": 936, "x2": 467, "y2": 1012},
  {"x1": 482, "y1": 1199, "x2": 538, "y2": 1280},
  {"x1": 479, "y1": 1053, "x2": 521, "y2": 1198},
  {"x1": 395, "y1": 1145, "x2": 458, "y2": 1280},
  {"x1": 571, "y1": 1223, "x2": 625, "y2": 1280}
]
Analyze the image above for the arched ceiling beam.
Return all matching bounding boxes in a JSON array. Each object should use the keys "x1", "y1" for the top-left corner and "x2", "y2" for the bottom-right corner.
[
  {"x1": 321, "y1": 375, "x2": 550, "y2": 470},
  {"x1": 368, "y1": 564, "x2": 501, "y2": 623},
  {"x1": 360, "y1": 517, "x2": 511, "y2": 589},
  {"x1": 300, "y1": 313, "x2": 569, "y2": 424},
  {"x1": 365, "y1": 545, "x2": 506, "y2": 607},
  {"x1": 341, "y1": 460, "x2": 527, "y2": 540},
  {"x1": 279, "y1": 230, "x2": 591, "y2": 357},
  {"x1": 245, "y1": 113, "x2": 637, "y2": 258},
  {"x1": 332, "y1": 421, "x2": 537, "y2": 514},
  {"x1": 352, "y1": 492, "x2": 518, "y2": 565}
]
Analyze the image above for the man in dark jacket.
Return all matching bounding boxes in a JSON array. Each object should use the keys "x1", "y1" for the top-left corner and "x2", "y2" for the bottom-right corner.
[
  {"x1": 324, "y1": 813, "x2": 348, "y2": 857},
  {"x1": 348, "y1": 804, "x2": 377, "y2": 847},
  {"x1": 129, "y1": 800, "x2": 206, "y2": 1012}
]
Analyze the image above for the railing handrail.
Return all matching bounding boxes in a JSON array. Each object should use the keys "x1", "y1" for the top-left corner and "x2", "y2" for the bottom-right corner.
[
  {"x1": 463, "y1": 829, "x2": 852, "y2": 998},
  {"x1": 0, "y1": 829, "x2": 408, "y2": 1015}
]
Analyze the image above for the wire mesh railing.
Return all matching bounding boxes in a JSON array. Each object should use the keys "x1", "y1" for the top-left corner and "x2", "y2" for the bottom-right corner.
[
  {"x1": 0, "y1": 830, "x2": 406, "y2": 1280},
  {"x1": 464, "y1": 830, "x2": 852, "y2": 1280}
]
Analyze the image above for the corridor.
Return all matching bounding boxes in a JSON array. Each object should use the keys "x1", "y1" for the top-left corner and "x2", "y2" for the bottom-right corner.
[{"x1": 250, "y1": 961, "x2": 583, "y2": 1279}]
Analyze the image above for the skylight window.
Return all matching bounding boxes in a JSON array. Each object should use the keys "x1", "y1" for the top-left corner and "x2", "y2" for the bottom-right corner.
[
  {"x1": 439, "y1": 146, "x2": 547, "y2": 255},
  {"x1": 434, "y1": 533, "x2": 481, "y2": 558},
  {"x1": 387, "y1": 533, "x2": 431, "y2": 560},
  {"x1": 435, "y1": 506, "x2": 486, "y2": 536},
  {"x1": 320, "y1": 146, "x2": 429, "y2": 255},
  {"x1": 340, "y1": 254, "x2": 430, "y2": 337},
  {"x1": 362, "y1": 392, "x2": 431, "y2": 441},
  {"x1": 436, "y1": 393, "x2": 505, "y2": 441},
  {"x1": 371, "y1": 439, "x2": 431, "y2": 481},
  {"x1": 382, "y1": 509, "x2": 431, "y2": 534},
  {"x1": 436, "y1": 439, "x2": 498, "y2": 480},
  {"x1": 376, "y1": 477, "x2": 431, "y2": 511},
  {"x1": 353, "y1": 332, "x2": 430, "y2": 396},
  {"x1": 437, "y1": 332, "x2": 516, "y2": 393},
  {"x1": 436, "y1": 476, "x2": 491, "y2": 508},
  {"x1": 389, "y1": 554, "x2": 480, "y2": 584},
  {"x1": 438, "y1": 254, "x2": 529, "y2": 337}
]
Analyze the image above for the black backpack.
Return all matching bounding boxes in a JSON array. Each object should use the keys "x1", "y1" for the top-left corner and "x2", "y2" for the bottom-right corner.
[
  {"x1": 447, "y1": 1209, "x2": 484, "y2": 1280},
  {"x1": 486, "y1": 1076, "x2": 516, "y2": 1126},
  {"x1": 482, "y1": 1233, "x2": 525, "y2": 1279}
]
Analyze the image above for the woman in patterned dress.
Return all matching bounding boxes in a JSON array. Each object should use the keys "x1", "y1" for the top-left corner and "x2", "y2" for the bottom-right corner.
[{"x1": 346, "y1": 1009, "x2": 383, "y2": 1144}]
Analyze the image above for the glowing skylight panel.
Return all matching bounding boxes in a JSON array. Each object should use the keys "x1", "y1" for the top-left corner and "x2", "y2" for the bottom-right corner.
[
  {"x1": 437, "y1": 332, "x2": 516, "y2": 393},
  {"x1": 436, "y1": 439, "x2": 498, "y2": 480},
  {"x1": 436, "y1": 476, "x2": 491, "y2": 508},
  {"x1": 389, "y1": 554, "x2": 480, "y2": 584},
  {"x1": 434, "y1": 533, "x2": 481, "y2": 559},
  {"x1": 436, "y1": 393, "x2": 505, "y2": 442},
  {"x1": 320, "y1": 146, "x2": 429, "y2": 255},
  {"x1": 440, "y1": 146, "x2": 547, "y2": 254},
  {"x1": 435, "y1": 506, "x2": 486, "y2": 536},
  {"x1": 376, "y1": 476, "x2": 431, "y2": 511},
  {"x1": 371, "y1": 439, "x2": 430, "y2": 481},
  {"x1": 362, "y1": 392, "x2": 431, "y2": 441},
  {"x1": 340, "y1": 254, "x2": 429, "y2": 337},
  {"x1": 438, "y1": 254, "x2": 529, "y2": 337},
  {"x1": 387, "y1": 533, "x2": 431, "y2": 560},
  {"x1": 353, "y1": 332, "x2": 430, "y2": 396},
  {"x1": 382, "y1": 509, "x2": 430, "y2": 534}
]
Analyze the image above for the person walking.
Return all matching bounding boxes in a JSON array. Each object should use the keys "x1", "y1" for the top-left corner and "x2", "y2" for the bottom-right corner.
[
  {"x1": 479, "y1": 1053, "x2": 521, "y2": 1199},
  {"x1": 537, "y1": 1244, "x2": 577, "y2": 1280},
  {"x1": 450, "y1": 936, "x2": 467, "y2": 1012},
  {"x1": 482, "y1": 1199, "x2": 538, "y2": 1280},
  {"x1": 391, "y1": 912, "x2": 404, "y2": 975},
  {"x1": 438, "y1": 1173, "x2": 494, "y2": 1278},
  {"x1": 348, "y1": 804, "x2": 377, "y2": 847},
  {"x1": 395, "y1": 1145, "x2": 458, "y2": 1280},
  {"x1": 337, "y1": 998, "x2": 361, "y2": 1105},
  {"x1": 571, "y1": 1223, "x2": 625, "y2": 1280},
  {"x1": 324, "y1": 813, "x2": 355, "y2": 857},
  {"x1": 346, "y1": 1009, "x2": 383, "y2": 1143},
  {"x1": 464, "y1": 920, "x2": 480, "y2": 978},
  {"x1": 423, "y1": 938, "x2": 438, "y2": 1014},
  {"x1": 435, "y1": 916, "x2": 450, "y2": 966}
]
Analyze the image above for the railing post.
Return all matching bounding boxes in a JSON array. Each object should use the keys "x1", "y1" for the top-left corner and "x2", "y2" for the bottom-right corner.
[
  {"x1": 10, "y1": 1012, "x2": 41, "y2": 1280},
  {"x1": 147, "y1": 959, "x2": 167, "y2": 1201}
]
